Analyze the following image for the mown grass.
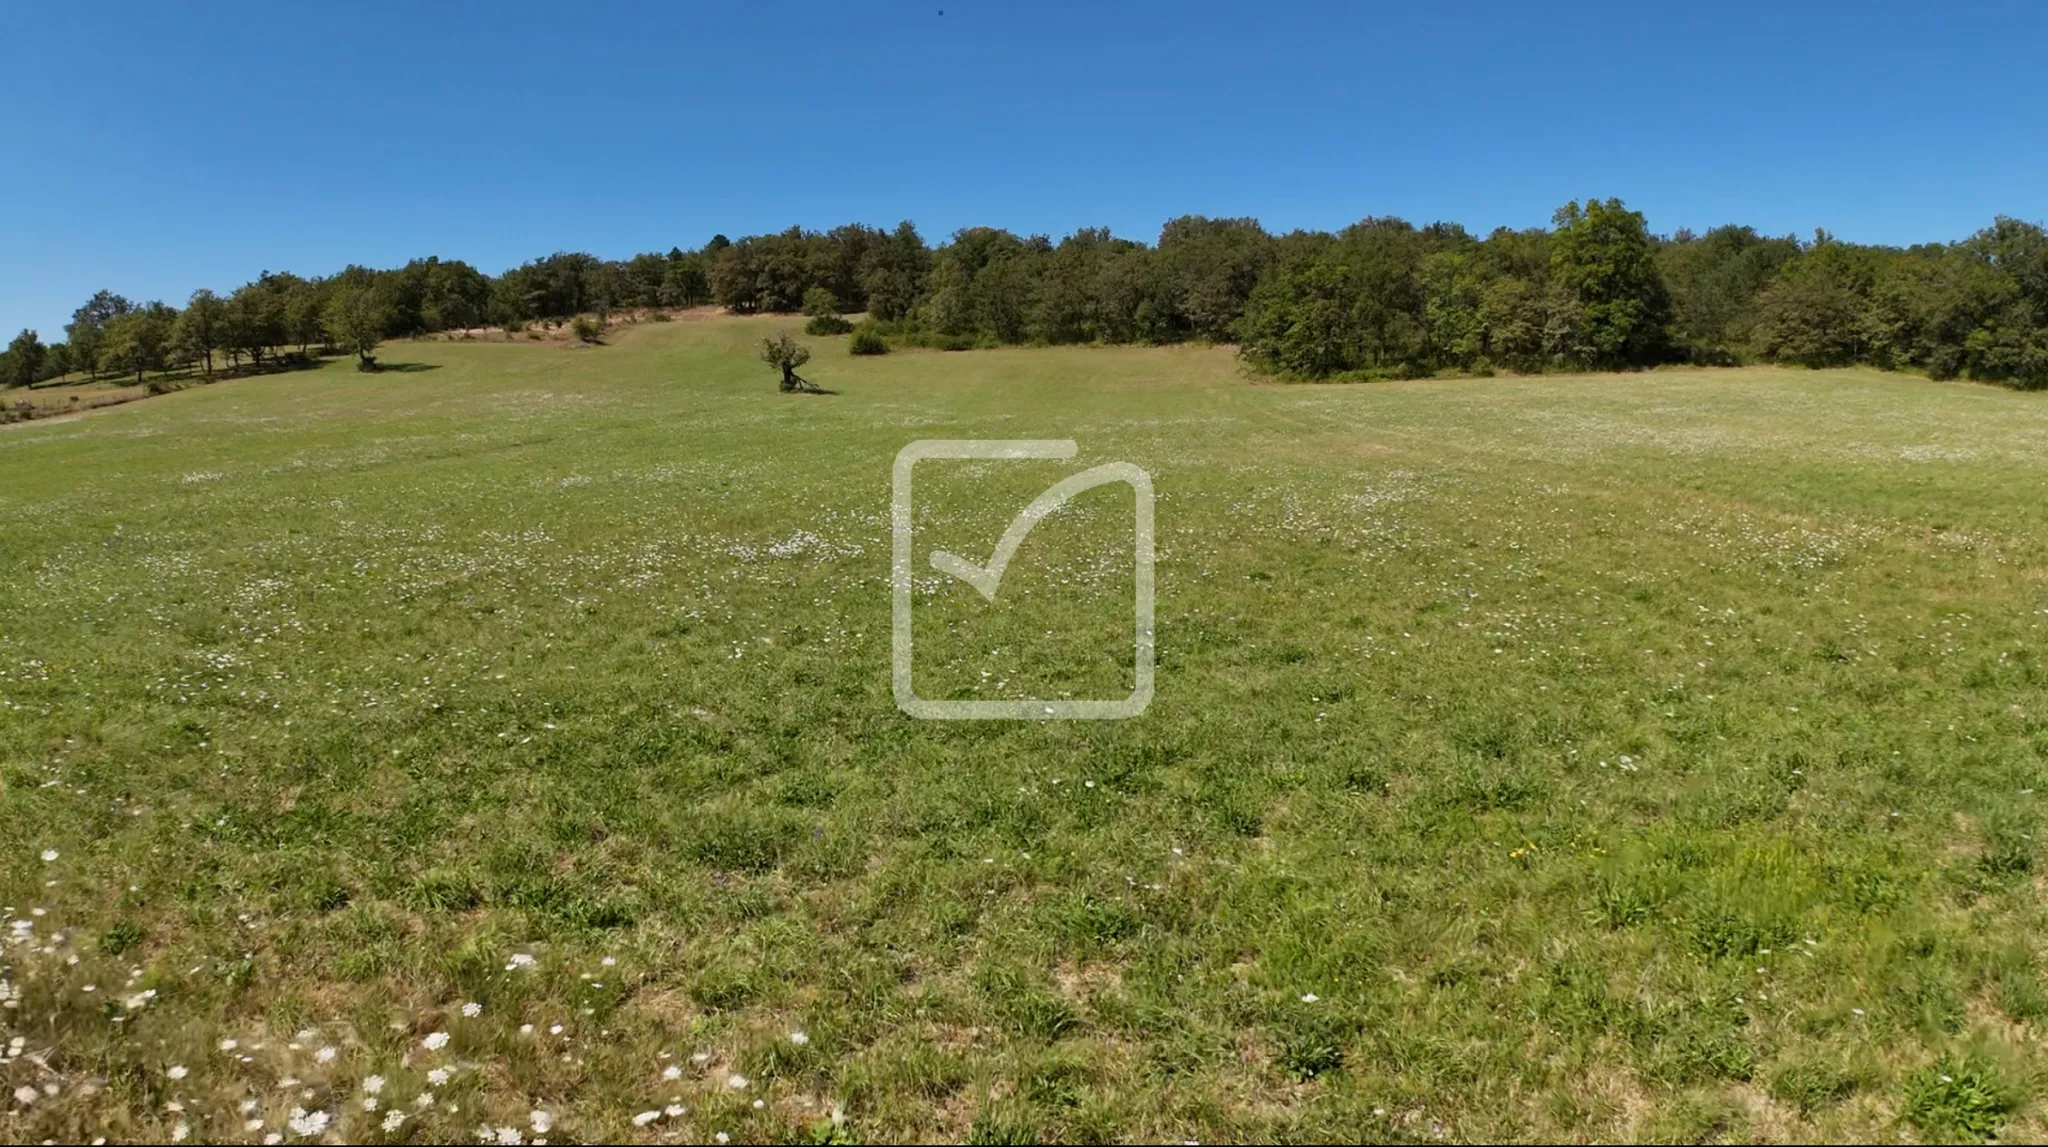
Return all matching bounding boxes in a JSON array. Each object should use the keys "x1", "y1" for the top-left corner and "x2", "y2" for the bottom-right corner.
[{"x1": 3, "y1": 317, "x2": 2048, "y2": 1143}]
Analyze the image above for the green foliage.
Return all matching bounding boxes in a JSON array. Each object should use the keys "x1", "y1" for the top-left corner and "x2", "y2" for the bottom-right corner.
[
  {"x1": 97, "y1": 920, "x2": 144, "y2": 956},
  {"x1": 1753, "y1": 235, "x2": 1880, "y2": 367},
  {"x1": 802, "y1": 286, "x2": 843, "y2": 318},
  {"x1": 223, "y1": 277, "x2": 286, "y2": 369},
  {"x1": 1546, "y1": 198, "x2": 1672, "y2": 369},
  {"x1": 759, "y1": 330, "x2": 815, "y2": 391},
  {"x1": 1904, "y1": 1055, "x2": 2014, "y2": 1141},
  {"x1": 848, "y1": 326, "x2": 889, "y2": 355},
  {"x1": 1660, "y1": 225, "x2": 1800, "y2": 363},
  {"x1": 5, "y1": 328, "x2": 46, "y2": 387},
  {"x1": 570, "y1": 315, "x2": 603, "y2": 344},
  {"x1": 759, "y1": 331, "x2": 812, "y2": 372},
  {"x1": 1274, "y1": 1007, "x2": 1347, "y2": 1081},
  {"x1": 47, "y1": 206, "x2": 2048, "y2": 390},
  {"x1": 64, "y1": 289, "x2": 132, "y2": 380},
  {"x1": 173, "y1": 289, "x2": 225, "y2": 374},
  {"x1": 97, "y1": 302, "x2": 177, "y2": 382},
  {"x1": 324, "y1": 281, "x2": 394, "y2": 368}
]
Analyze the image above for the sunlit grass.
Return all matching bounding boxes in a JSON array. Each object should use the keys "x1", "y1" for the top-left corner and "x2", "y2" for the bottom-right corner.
[{"x1": 3, "y1": 318, "x2": 2047, "y2": 1142}]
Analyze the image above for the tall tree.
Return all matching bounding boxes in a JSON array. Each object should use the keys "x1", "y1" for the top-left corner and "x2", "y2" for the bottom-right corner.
[
  {"x1": 859, "y1": 222, "x2": 932, "y2": 322},
  {"x1": 325, "y1": 281, "x2": 394, "y2": 370},
  {"x1": 174, "y1": 289, "x2": 226, "y2": 375},
  {"x1": 224, "y1": 280, "x2": 286, "y2": 370},
  {"x1": 1753, "y1": 234, "x2": 1879, "y2": 368},
  {"x1": 65, "y1": 290, "x2": 133, "y2": 381},
  {"x1": 1546, "y1": 198, "x2": 1672, "y2": 369},
  {"x1": 282, "y1": 279, "x2": 326, "y2": 352},
  {"x1": 1156, "y1": 216, "x2": 1274, "y2": 341},
  {"x1": 98, "y1": 303, "x2": 176, "y2": 383},
  {"x1": 5, "y1": 329, "x2": 46, "y2": 388}
]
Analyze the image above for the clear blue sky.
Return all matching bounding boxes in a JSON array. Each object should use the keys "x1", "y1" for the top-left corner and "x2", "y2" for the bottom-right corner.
[{"x1": 4, "y1": 0, "x2": 2045, "y2": 341}]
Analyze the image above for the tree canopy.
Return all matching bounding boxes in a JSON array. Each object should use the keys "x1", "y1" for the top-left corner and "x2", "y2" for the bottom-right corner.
[{"x1": 24, "y1": 204, "x2": 2048, "y2": 392}]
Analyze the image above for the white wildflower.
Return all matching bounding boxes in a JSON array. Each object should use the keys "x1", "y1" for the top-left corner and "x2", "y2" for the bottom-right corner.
[{"x1": 423, "y1": 1031, "x2": 450, "y2": 1051}]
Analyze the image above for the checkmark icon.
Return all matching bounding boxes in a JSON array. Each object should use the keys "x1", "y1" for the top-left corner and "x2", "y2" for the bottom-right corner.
[
  {"x1": 929, "y1": 463, "x2": 1143, "y2": 602},
  {"x1": 891, "y1": 440, "x2": 1156, "y2": 720}
]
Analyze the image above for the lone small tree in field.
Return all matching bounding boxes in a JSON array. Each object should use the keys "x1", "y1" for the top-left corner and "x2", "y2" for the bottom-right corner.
[
  {"x1": 326, "y1": 282, "x2": 393, "y2": 371},
  {"x1": 759, "y1": 331, "x2": 822, "y2": 392}
]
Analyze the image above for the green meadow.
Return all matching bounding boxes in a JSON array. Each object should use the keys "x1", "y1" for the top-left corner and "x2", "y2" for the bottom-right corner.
[{"x1": 4, "y1": 315, "x2": 2048, "y2": 1143}]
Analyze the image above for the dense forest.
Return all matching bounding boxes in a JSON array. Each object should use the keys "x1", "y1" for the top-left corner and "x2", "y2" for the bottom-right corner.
[{"x1": 5, "y1": 199, "x2": 2045, "y2": 389}]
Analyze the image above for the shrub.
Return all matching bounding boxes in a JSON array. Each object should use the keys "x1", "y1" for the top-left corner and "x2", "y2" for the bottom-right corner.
[
  {"x1": 801, "y1": 286, "x2": 842, "y2": 319},
  {"x1": 805, "y1": 314, "x2": 854, "y2": 336},
  {"x1": 849, "y1": 327, "x2": 890, "y2": 355},
  {"x1": 570, "y1": 316, "x2": 603, "y2": 344}
]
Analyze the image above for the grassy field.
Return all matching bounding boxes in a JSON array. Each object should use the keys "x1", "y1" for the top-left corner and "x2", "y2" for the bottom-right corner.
[{"x1": 4, "y1": 316, "x2": 2048, "y2": 1143}]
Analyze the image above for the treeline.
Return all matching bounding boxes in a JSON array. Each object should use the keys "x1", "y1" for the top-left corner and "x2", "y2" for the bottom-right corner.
[{"x1": 5, "y1": 200, "x2": 2045, "y2": 389}]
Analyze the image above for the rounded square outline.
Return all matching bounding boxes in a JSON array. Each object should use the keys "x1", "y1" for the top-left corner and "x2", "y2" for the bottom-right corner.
[{"x1": 891, "y1": 439, "x2": 1154, "y2": 719}]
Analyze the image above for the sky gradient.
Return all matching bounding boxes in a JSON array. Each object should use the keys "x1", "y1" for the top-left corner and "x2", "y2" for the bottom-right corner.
[{"x1": 4, "y1": 0, "x2": 2045, "y2": 340}]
